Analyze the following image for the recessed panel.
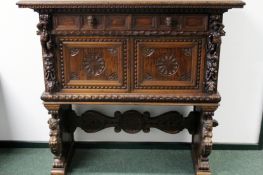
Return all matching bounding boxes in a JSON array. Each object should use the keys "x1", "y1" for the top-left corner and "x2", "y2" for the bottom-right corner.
[
  {"x1": 54, "y1": 15, "x2": 80, "y2": 30},
  {"x1": 105, "y1": 15, "x2": 130, "y2": 29},
  {"x1": 134, "y1": 38, "x2": 203, "y2": 91},
  {"x1": 182, "y1": 15, "x2": 208, "y2": 31},
  {"x1": 59, "y1": 38, "x2": 128, "y2": 91},
  {"x1": 133, "y1": 16, "x2": 156, "y2": 29}
]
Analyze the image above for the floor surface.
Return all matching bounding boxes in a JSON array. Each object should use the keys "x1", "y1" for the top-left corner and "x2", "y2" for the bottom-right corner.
[{"x1": 0, "y1": 148, "x2": 262, "y2": 175}]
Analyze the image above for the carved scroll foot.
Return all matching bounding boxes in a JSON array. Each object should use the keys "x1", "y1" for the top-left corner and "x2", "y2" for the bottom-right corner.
[
  {"x1": 44, "y1": 104, "x2": 76, "y2": 175},
  {"x1": 192, "y1": 105, "x2": 219, "y2": 175}
]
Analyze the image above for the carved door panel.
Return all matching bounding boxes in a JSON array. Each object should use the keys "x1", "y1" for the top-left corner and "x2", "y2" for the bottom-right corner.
[
  {"x1": 59, "y1": 37, "x2": 128, "y2": 92},
  {"x1": 133, "y1": 38, "x2": 205, "y2": 92}
]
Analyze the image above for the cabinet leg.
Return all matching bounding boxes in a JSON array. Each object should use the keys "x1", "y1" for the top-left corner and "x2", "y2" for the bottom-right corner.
[
  {"x1": 44, "y1": 104, "x2": 76, "y2": 175},
  {"x1": 192, "y1": 105, "x2": 219, "y2": 175}
]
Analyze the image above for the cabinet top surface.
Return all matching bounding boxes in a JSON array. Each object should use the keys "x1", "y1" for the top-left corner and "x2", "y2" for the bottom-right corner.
[{"x1": 17, "y1": 0, "x2": 245, "y2": 8}]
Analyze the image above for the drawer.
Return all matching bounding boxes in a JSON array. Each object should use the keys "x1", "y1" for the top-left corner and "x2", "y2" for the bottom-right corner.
[
  {"x1": 58, "y1": 37, "x2": 128, "y2": 92},
  {"x1": 53, "y1": 14, "x2": 208, "y2": 32},
  {"x1": 133, "y1": 38, "x2": 205, "y2": 92}
]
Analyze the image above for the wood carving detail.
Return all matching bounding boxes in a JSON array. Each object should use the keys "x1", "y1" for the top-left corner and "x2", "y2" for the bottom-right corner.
[
  {"x1": 59, "y1": 38, "x2": 128, "y2": 89},
  {"x1": 70, "y1": 72, "x2": 79, "y2": 80},
  {"x1": 107, "y1": 48, "x2": 118, "y2": 56},
  {"x1": 180, "y1": 72, "x2": 191, "y2": 81},
  {"x1": 70, "y1": 48, "x2": 80, "y2": 57},
  {"x1": 182, "y1": 48, "x2": 192, "y2": 57},
  {"x1": 21, "y1": 5, "x2": 230, "y2": 14},
  {"x1": 156, "y1": 55, "x2": 179, "y2": 76},
  {"x1": 41, "y1": 93, "x2": 221, "y2": 103},
  {"x1": 134, "y1": 38, "x2": 202, "y2": 90},
  {"x1": 143, "y1": 48, "x2": 155, "y2": 57},
  {"x1": 54, "y1": 30, "x2": 209, "y2": 36},
  {"x1": 65, "y1": 109, "x2": 199, "y2": 135},
  {"x1": 37, "y1": 14, "x2": 58, "y2": 93},
  {"x1": 47, "y1": 110, "x2": 64, "y2": 168},
  {"x1": 17, "y1": 2, "x2": 245, "y2": 175},
  {"x1": 83, "y1": 53, "x2": 105, "y2": 76},
  {"x1": 199, "y1": 111, "x2": 219, "y2": 171},
  {"x1": 108, "y1": 72, "x2": 118, "y2": 80},
  {"x1": 144, "y1": 73, "x2": 153, "y2": 80},
  {"x1": 205, "y1": 14, "x2": 225, "y2": 94}
]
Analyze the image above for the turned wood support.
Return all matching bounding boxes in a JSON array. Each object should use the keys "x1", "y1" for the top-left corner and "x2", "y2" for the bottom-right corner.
[
  {"x1": 44, "y1": 104, "x2": 75, "y2": 175},
  {"x1": 192, "y1": 105, "x2": 219, "y2": 175}
]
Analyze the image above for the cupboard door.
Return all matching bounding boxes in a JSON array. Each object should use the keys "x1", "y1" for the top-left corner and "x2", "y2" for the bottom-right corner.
[
  {"x1": 133, "y1": 38, "x2": 204, "y2": 92},
  {"x1": 59, "y1": 37, "x2": 128, "y2": 92}
]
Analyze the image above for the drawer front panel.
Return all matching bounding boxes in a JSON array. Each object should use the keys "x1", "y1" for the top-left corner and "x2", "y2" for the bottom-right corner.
[
  {"x1": 134, "y1": 38, "x2": 204, "y2": 91},
  {"x1": 59, "y1": 37, "x2": 128, "y2": 91},
  {"x1": 53, "y1": 15, "x2": 81, "y2": 30},
  {"x1": 105, "y1": 15, "x2": 130, "y2": 30},
  {"x1": 53, "y1": 14, "x2": 207, "y2": 32},
  {"x1": 182, "y1": 15, "x2": 208, "y2": 31},
  {"x1": 132, "y1": 15, "x2": 156, "y2": 29}
]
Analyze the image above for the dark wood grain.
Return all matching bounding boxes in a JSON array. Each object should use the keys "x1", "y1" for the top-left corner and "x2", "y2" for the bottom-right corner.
[{"x1": 18, "y1": 0, "x2": 244, "y2": 174}]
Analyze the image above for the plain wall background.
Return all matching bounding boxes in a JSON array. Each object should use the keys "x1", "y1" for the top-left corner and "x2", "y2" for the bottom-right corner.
[{"x1": 0, "y1": 0, "x2": 262, "y2": 144}]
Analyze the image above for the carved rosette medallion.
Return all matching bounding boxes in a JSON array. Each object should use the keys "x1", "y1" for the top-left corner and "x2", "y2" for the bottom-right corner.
[
  {"x1": 83, "y1": 54, "x2": 105, "y2": 76},
  {"x1": 205, "y1": 14, "x2": 225, "y2": 94},
  {"x1": 37, "y1": 14, "x2": 58, "y2": 93},
  {"x1": 156, "y1": 55, "x2": 179, "y2": 76}
]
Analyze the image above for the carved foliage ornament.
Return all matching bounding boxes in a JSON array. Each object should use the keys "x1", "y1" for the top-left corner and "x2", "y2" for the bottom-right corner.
[
  {"x1": 108, "y1": 72, "x2": 118, "y2": 80},
  {"x1": 205, "y1": 15, "x2": 225, "y2": 94},
  {"x1": 70, "y1": 48, "x2": 80, "y2": 57},
  {"x1": 37, "y1": 14, "x2": 58, "y2": 93},
  {"x1": 107, "y1": 48, "x2": 118, "y2": 56},
  {"x1": 143, "y1": 47, "x2": 155, "y2": 57},
  {"x1": 182, "y1": 48, "x2": 192, "y2": 57}
]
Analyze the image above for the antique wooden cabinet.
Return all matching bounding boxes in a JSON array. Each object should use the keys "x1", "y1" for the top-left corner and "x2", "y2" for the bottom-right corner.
[{"x1": 17, "y1": 0, "x2": 245, "y2": 174}]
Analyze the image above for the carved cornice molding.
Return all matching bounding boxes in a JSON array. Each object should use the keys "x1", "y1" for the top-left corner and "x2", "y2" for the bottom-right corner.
[
  {"x1": 41, "y1": 93, "x2": 221, "y2": 103},
  {"x1": 17, "y1": 3, "x2": 244, "y2": 11}
]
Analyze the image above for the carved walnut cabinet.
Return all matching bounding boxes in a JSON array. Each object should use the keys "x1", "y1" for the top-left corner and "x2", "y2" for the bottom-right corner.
[{"x1": 17, "y1": 0, "x2": 244, "y2": 174}]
